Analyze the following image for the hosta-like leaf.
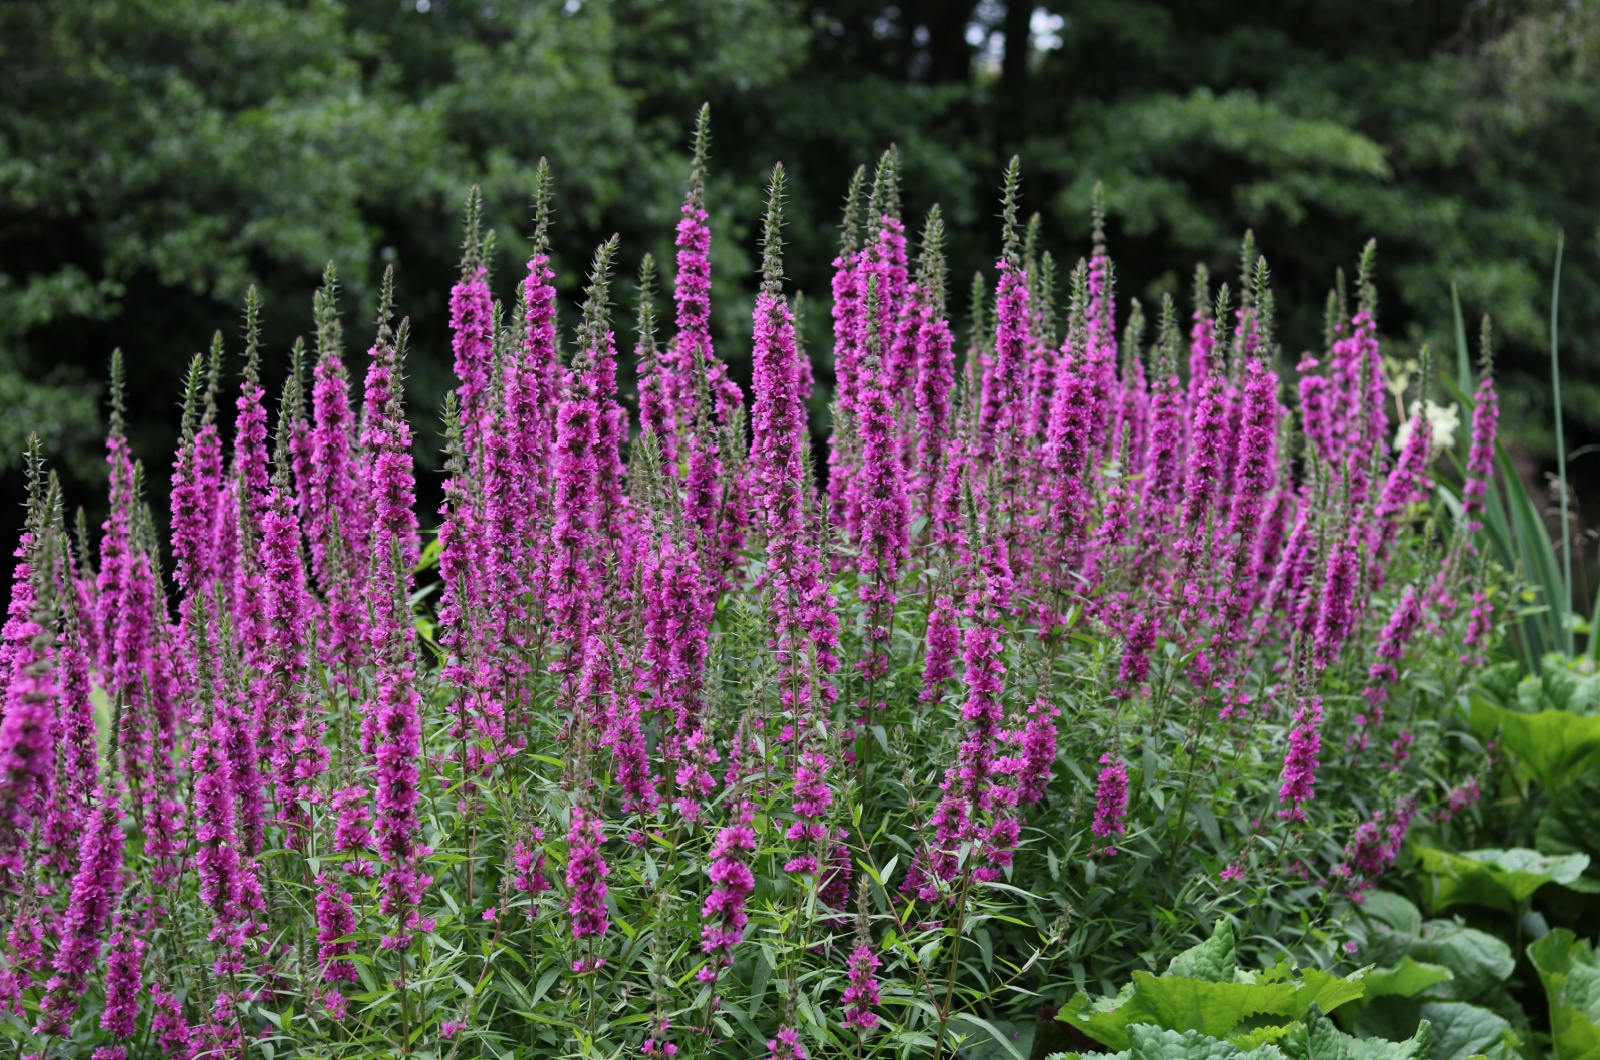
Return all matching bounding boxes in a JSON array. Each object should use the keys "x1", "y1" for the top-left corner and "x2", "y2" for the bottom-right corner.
[
  {"x1": 1527, "y1": 930, "x2": 1600, "y2": 1060},
  {"x1": 1418, "y1": 1001, "x2": 1521, "y2": 1060},
  {"x1": 1357, "y1": 958, "x2": 1453, "y2": 1004},
  {"x1": 1412, "y1": 922, "x2": 1516, "y2": 1003},
  {"x1": 1414, "y1": 846, "x2": 1589, "y2": 915},
  {"x1": 1469, "y1": 702, "x2": 1600, "y2": 792},
  {"x1": 1538, "y1": 771, "x2": 1600, "y2": 872}
]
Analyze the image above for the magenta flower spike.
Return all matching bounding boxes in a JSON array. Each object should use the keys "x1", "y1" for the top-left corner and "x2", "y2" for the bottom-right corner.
[
  {"x1": 360, "y1": 268, "x2": 421, "y2": 578},
  {"x1": 315, "y1": 870, "x2": 358, "y2": 983},
  {"x1": 1277, "y1": 695, "x2": 1324, "y2": 822},
  {"x1": 99, "y1": 917, "x2": 144, "y2": 1039},
  {"x1": 1185, "y1": 265, "x2": 1214, "y2": 432},
  {"x1": 448, "y1": 186, "x2": 495, "y2": 460},
  {"x1": 751, "y1": 164, "x2": 842, "y2": 698},
  {"x1": 912, "y1": 209, "x2": 956, "y2": 526},
  {"x1": 841, "y1": 940, "x2": 883, "y2": 1030},
  {"x1": 1092, "y1": 754, "x2": 1129, "y2": 856},
  {"x1": 565, "y1": 801, "x2": 610, "y2": 945},
  {"x1": 36, "y1": 777, "x2": 123, "y2": 1035},
  {"x1": 977, "y1": 159, "x2": 1030, "y2": 456},
  {"x1": 1138, "y1": 296, "x2": 1185, "y2": 540},
  {"x1": 261, "y1": 383, "x2": 323, "y2": 832},
  {"x1": 853, "y1": 276, "x2": 911, "y2": 686},
  {"x1": 826, "y1": 167, "x2": 869, "y2": 527},
  {"x1": 698, "y1": 797, "x2": 755, "y2": 981},
  {"x1": 504, "y1": 162, "x2": 561, "y2": 605},
  {"x1": 547, "y1": 238, "x2": 620, "y2": 698},
  {"x1": 1461, "y1": 318, "x2": 1499, "y2": 536},
  {"x1": 1083, "y1": 184, "x2": 1120, "y2": 455}
]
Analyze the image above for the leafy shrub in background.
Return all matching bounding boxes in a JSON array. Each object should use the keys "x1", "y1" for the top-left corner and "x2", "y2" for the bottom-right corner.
[{"x1": 0, "y1": 110, "x2": 1500, "y2": 1058}]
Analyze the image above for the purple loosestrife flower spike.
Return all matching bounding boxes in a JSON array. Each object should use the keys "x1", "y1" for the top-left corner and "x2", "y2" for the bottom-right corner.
[
  {"x1": 1372, "y1": 400, "x2": 1433, "y2": 574},
  {"x1": 1298, "y1": 352, "x2": 1335, "y2": 464},
  {"x1": 1186, "y1": 264, "x2": 1214, "y2": 422},
  {"x1": 669, "y1": 106, "x2": 741, "y2": 434},
  {"x1": 99, "y1": 914, "x2": 145, "y2": 1039},
  {"x1": 37, "y1": 772, "x2": 123, "y2": 1035},
  {"x1": 361, "y1": 268, "x2": 421, "y2": 574},
  {"x1": 44, "y1": 525, "x2": 98, "y2": 872},
  {"x1": 449, "y1": 186, "x2": 496, "y2": 458},
  {"x1": 841, "y1": 930, "x2": 882, "y2": 1031},
  {"x1": 1092, "y1": 754, "x2": 1129, "y2": 856},
  {"x1": 372, "y1": 535, "x2": 432, "y2": 951},
  {"x1": 827, "y1": 166, "x2": 868, "y2": 524},
  {"x1": 767, "y1": 1026, "x2": 807, "y2": 1059},
  {"x1": 505, "y1": 160, "x2": 561, "y2": 605},
  {"x1": 1365, "y1": 584, "x2": 1424, "y2": 710},
  {"x1": 1313, "y1": 522, "x2": 1362, "y2": 671},
  {"x1": 547, "y1": 237, "x2": 620, "y2": 700},
  {"x1": 316, "y1": 871, "x2": 358, "y2": 983},
  {"x1": 308, "y1": 269, "x2": 367, "y2": 670},
  {"x1": 977, "y1": 158, "x2": 1029, "y2": 453},
  {"x1": 921, "y1": 591, "x2": 960, "y2": 702},
  {"x1": 1138, "y1": 296, "x2": 1184, "y2": 539},
  {"x1": 1278, "y1": 695, "x2": 1324, "y2": 821},
  {"x1": 635, "y1": 253, "x2": 668, "y2": 462},
  {"x1": 1462, "y1": 317, "x2": 1498, "y2": 536},
  {"x1": 0, "y1": 454, "x2": 59, "y2": 862},
  {"x1": 912, "y1": 207, "x2": 956, "y2": 526},
  {"x1": 751, "y1": 163, "x2": 842, "y2": 699},
  {"x1": 1084, "y1": 183, "x2": 1120, "y2": 454},
  {"x1": 853, "y1": 275, "x2": 911, "y2": 685},
  {"x1": 262, "y1": 380, "x2": 323, "y2": 833},
  {"x1": 1179, "y1": 286, "x2": 1232, "y2": 553},
  {"x1": 699, "y1": 797, "x2": 755, "y2": 980},
  {"x1": 1045, "y1": 262, "x2": 1093, "y2": 542},
  {"x1": 566, "y1": 802, "x2": 610, "y2": 944}
]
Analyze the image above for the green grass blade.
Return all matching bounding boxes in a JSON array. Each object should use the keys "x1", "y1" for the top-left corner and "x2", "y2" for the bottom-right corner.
[
  {"x1": 1551, "y1": 228, "x2": 1573, "y2": 655},
  {"x1": 1452, "y1": 281, "x2": 1471, "y2": 398},
  {"x1": 1497, "y1": 438, "x2": 1567, "y2": 666}
]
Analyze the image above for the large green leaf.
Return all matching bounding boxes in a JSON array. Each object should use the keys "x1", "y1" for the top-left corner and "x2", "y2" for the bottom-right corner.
[
  {"x1": 1358, "y1": 959, "x2": 1454, "y2": 1004},
  {"x1": 1414, "y1": 846, "x2": 1590, "y2": 914},
  {"x1": 1060, "y1": 952, "x2": 1366, "y2": 1050},
  {"x1": 1050, "y1": 1022, "x2": 1297, "y2": 1060},
  {"x1": 1167, "y1": 921, "x2": 1240, "y2": 983},
  {"x1": 1350, "y1": 894, "x2": 1515, "y2": 1003},
  {"x1": 1538, "y1": 772, "x2": 1600, "y2": 866},
  {"x1": 1306, "y1": 1007, "x2": 1433, "y2": 1060},
  {"x1": 1418, "y1": 1001, "x2": 1522, "y2": 1060},
  {"x1": 1052, "y1": 1008, "x2": 1433, "y2": 1060},
  {"x1": 1528, "y1": 930, "x2": 1600, "y2": 1060},
  {"x1": 1411, "y1": 922, "x2": 1517, "y2": 1003},
  {"x1": 1469, "y1": 701, "x2": 1600, "y2": 792},
  {"x1": 1515, "y1": 658, "x2": 1600, "y2": 716}
]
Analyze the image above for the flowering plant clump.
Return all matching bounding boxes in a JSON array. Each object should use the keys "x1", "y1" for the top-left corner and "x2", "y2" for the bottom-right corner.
[{"x1": 0, "y1": 114, "x2": 1499, "y2": 1058}]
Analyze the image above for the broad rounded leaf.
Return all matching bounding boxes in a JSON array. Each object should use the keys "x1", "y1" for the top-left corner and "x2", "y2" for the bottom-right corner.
[
  {"x1": 1469, "y1": 702, "x2": 1600, "y2": 792},
  {"x1": 1414, "y1": 846, "x2": 1589, "y2": 914},
  {"x1": 1412, "y1": 922, "x2": 1516, "y2": 1002},
  {"x1": 1527, "y1": 930, "x2": 1600, "y2": 1060},
  {"x1": 1358, "y1": 958, "x2": 1454, "y2": 1003},
  {"x1": 1417, "y1": 1001, "x2": 1521, "y2": 1060}
]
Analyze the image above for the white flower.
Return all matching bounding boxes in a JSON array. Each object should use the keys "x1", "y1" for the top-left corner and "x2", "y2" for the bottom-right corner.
[{"x1": 1393, "y1": 399, "x2": 1459, "y2": 457}]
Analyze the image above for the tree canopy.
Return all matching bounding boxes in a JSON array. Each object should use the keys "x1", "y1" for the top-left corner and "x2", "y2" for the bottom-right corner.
[{"x1": 2, "y1": 0, "x2": 1594, "y2": 522}]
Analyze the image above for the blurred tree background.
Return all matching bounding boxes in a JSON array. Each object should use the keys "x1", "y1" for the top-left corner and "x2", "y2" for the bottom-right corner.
[{"x1": 2, "y1": 0, "x2": 1596, "y2": 573}]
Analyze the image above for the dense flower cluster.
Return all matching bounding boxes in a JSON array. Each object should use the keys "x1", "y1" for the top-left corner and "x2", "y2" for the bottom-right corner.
[{"x1": 0, "y1": 125, "x2": 1496, "y2": 1057}]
